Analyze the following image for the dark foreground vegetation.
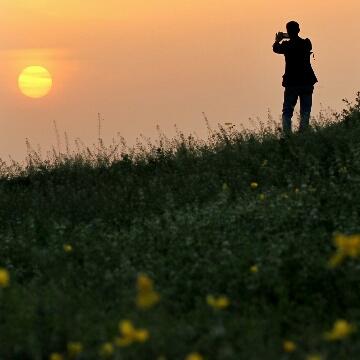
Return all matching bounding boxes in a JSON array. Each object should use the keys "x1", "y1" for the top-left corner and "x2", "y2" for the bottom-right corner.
[{"x1": 1, "y1": 95, "x2": 360, "y2": 360}]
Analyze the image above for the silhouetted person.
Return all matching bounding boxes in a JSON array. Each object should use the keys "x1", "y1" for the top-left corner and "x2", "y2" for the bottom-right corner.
[{"x1": 273, "y1": 21, "x2": 318, "y2": 133}]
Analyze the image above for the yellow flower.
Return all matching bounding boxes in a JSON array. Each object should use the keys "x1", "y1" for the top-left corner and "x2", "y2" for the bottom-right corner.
[
  {"x1": 206, "y1": 295, "x2": 230, "y2": 309},
  {"x1": 135, "y1": 329, "x2": 149, "y2": 342},
  {"x1": 67, "y1": 342, "x2": 83, "y2": 358},
  {"x1": 185, "y1": 352, "x2": 204, "y2": 360},
  {"x1": 115, "y1": 320, "x2": 149, "y2": 347},
  {"x1": 328, "y1": 234, "x2": 360, "y2": 267},
  {"x1": 137, "y1": 274, "x2": 153, "y2": 292},
  {"x1": 63, "y1": 244, "x2": 73, "y2": 253},
  {"x1": 119, "y1": 320, "x2": 135, "y2": 337},
  {"x1": 136, "y1": 273, "x2": 160, "y2": 309},
  {"x1": 324, "y1": 319, "x2": 356, "y2": 341},
  {"x1": 250, "y1": 182, "x2": 258, "y2": 189},
  {"x1": 335, "y1": 234, "x2": 360, "y2": 257},
  {"x1": 137, "y1": 290, "x2": 160, "y2": 309},
  {"x1": 259, "y1": 194, "x2": 265, "y2": 201},
  {"x1": 0, "y1": 268, "x2": 10, "y2": 288},
  {"x1": 99, "y1": 342, "x2": 114, "y2": 357},
  {"x1": 306, "y1": 354, "x2": 323, "y2": 360},
  {"x1": 49, "y1": 353, "x2": 64, "y2": 360},
  {"x1": 250, "y1": 265, "x2": 259, "y2": 273},
  {"x1": 283, "y1": 340, "x2": 296, "y2": 352}
]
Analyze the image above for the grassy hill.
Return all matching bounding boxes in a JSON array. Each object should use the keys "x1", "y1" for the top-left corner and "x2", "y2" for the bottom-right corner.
[{"x1": 0, "y1": 95, "x2": 360, "y2": 360}]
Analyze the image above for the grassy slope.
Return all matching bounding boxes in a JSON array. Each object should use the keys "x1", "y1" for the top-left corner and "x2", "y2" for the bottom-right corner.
[{"x1": 0, "y1": 103, "x2": 360, "y2": 360}]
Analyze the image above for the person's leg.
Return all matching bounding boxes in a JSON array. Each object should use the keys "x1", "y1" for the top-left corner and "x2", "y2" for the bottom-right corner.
[
  {"x1": 282, "y1": 87, "x2": 298, "y2": 134},
  {"x1": 299, "y1": 86, "x2": 314, "y2": 132}
]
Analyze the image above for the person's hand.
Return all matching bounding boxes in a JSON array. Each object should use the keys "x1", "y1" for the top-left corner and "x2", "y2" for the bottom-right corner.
[{"x1": 275, "y1": 32, "x2": 283, "y2": 43}]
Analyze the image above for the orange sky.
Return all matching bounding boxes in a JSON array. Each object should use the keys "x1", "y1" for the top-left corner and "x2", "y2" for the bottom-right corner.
[{"x1": 1, "y1": 0, "x2": 360, "y2": 160}]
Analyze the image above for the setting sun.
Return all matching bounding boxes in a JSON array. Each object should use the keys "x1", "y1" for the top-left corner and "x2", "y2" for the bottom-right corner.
[{"x1": 18, "y1": 66, "x2": 53, "y2": 99}]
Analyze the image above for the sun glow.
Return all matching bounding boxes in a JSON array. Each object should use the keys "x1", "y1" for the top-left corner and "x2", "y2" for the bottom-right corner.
[{"x1": 18, "y1": 66, "x2": 53, "y2": 99}]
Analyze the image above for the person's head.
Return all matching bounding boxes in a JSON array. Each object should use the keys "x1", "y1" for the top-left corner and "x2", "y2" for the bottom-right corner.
[{"x1": 286, "y1": 21, "x2": 300, "y2": 39}]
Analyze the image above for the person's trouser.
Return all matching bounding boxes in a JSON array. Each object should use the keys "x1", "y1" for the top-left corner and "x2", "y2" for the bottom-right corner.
[{"x1": 282, "y1": 85, "x2": 314, "y2": 133}]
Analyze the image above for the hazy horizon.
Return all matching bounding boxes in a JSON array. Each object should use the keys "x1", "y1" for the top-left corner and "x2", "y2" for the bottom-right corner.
[{"x1": 1, "y1": 0, "x2": 360, "y2": 161}]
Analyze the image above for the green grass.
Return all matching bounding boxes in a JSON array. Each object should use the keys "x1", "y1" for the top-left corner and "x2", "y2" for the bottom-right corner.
[{"x1": 0, "y1": 94, "x2": 360, "y2": 360}]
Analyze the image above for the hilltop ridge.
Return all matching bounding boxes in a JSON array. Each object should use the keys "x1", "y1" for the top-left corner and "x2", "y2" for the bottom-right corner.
[{"x1": 0, "y1": 96, "x2": 360, "y2": 359}]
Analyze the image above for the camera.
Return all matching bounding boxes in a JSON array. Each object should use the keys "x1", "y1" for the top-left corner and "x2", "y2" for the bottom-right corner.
[{"x1": 279, "y1": 32, "x2": 290, "y2": 39}]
